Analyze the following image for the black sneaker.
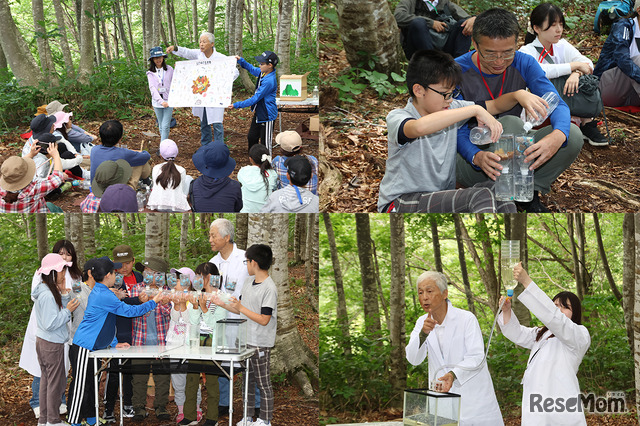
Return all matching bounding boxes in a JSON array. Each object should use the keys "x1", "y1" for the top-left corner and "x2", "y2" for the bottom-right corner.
[
  {"x1": 218, "y1": 406, "x2": 229, "y2": 417},
  {"x1": 580, "y1": 121, "x2": 609, "y2": 146},
  {"x1": 515, "y1": 191, "x2": 550, "y2": 213},
  {"x1": 203, "y1": 420, "x2": 218, "y2": 426},
  {"x1": 102, "y1": 410, "x2": 116, "y2": 424},
  {"x1": 178, "y1": 419, "x2": 199, "y2": 426}
]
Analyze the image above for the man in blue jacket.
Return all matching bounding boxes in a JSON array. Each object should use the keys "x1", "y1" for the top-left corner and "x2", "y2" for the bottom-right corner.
[
  {"x1": 454, "y1": 8, "x2": 583, "y2": 212},
  {"x1": 594, "y1": 1, "x2": 640, "y2": 106},
  {"x1": 231, "y1": 51, "x2": 279, "y2": 155},
  {"x1": 66, "y1": 257, "x2": 162, "y2": 426}
]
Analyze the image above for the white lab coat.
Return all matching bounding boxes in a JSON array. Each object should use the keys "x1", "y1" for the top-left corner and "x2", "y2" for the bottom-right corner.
[
  {"x1": 498, "y1": 281, "x2": 590, "y2": 426},
  {"x1": 19, "y1": 270, "x2": 73, "y2": 377},
  {"x1": 406, "y1": 301, "x2": 504, "y2": 426},
  {"x1": 171, "y1": 46, "x2": 240, "y2": 123}
]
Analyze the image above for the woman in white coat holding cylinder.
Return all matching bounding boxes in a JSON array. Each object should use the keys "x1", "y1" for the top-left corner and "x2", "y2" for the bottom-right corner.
[
  {"x1": 498, "y1": 263, "x2": 590, "y2": 425},
  {"x1": 405, "y1": 271, "x2": 503, "y2": 425}
]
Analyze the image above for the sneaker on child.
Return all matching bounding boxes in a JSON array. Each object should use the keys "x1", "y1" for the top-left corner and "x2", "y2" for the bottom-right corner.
[
  {"x1": 236, "y1": 417, "x2": 254, "y2": 426},
  {"x1": 580, "y1": 120, "x2": 609, "y2": 146}
]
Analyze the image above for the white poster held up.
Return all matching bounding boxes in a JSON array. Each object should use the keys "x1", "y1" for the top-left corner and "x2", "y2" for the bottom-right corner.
[{"x1": 168, "y1": 57, "x2": 237, "y2": 108}]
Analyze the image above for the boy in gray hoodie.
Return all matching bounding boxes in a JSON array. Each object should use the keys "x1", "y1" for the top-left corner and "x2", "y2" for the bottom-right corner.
[{"x1": 260, "y1": 155, "x2": 318, "y2": 212}]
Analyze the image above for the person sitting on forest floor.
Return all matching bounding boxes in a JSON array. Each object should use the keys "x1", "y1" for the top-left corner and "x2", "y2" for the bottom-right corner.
[
  {"x1": 89, "y1": 120, "x2": 151, "y2": 189},
  {"x1": 377, "y1": 49, "x2": 547, "y2": 213},
  {"x1": 454, "y1": 8, "x2": 584, "y2": 213},
  {"x1": 260, "y1": 155, "x2": 319, "y2": 213},
  {"x1": 272, "y1": 131, "x2": 318, "y2": 195},
  {"x1": 80, "y1": 160, "x2": 133, "y2": 213},
  {"x1": 0, "y1": 143, "x2": 65, "y2": 213},
  {"x1": 190, "y1": 143, "x2": 243, "y2": 212},
  {"x1": 394, "y1": 0, "x2": 476, "y2": 61},
  {"x1": 594, "y1": 0, "x2": 640, "y2": 107}
]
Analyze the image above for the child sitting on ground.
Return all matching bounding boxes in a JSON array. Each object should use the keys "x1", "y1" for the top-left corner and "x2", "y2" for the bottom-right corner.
[
  {"x1": 272, "y1": 130, "x2": 318, "y2": 195},
  {"x1": 147, "y1": 139, "x2": 192, "y2": 212},
  {"x1": 260, "y1": 155, "x2": 319, "y2": 213},
  {"x1": 238, "y1": 144, "x2": 277, "y2": 212},
  {"x1": 377, "y1": 49, "x2": 546, "y2": 213}
]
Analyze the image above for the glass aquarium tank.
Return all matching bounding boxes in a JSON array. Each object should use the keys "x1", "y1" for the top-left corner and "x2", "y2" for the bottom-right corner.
[
  {"x1": 403, "y1": 389, "x2": 460, "y2": 426},
  {"x1": 214, "y1": 318, "x2": 247, "y2": 354}
]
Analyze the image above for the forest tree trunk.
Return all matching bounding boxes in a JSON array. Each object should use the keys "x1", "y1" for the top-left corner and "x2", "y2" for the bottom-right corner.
[
  {"x1": 0, "y1": 0, "x2": 43, "y2": 86},
  {"x1": 623, "y1": 213, "x2": 635, "y2": 353},
  {"x1": 274, "y1": 0, "x2": 294, "y2": 75},
  {"x1": 322, "y1": 213, "x2": 351, "y2": 355},
  {"x1": 388, "y1": 213, "x2": 406, "y2": 403},
  {"x1": 145, "y1": 213, "x2": 167, "y2": 258},
  {"x1": 335, "y1": 0, "x2": 403, "y2": 74},
  {"x1": 355, "y1": 213, "x2": 381, "y2": 336},
  {"x1": 36, "y1": 214, "x2": 48, "y2": 261},
  {"x1": 78, "y1": 0, "x2": 95, "y2": 83},
  {"x1": 51, "y1": 0, "x2": 75, "y2": 75}
]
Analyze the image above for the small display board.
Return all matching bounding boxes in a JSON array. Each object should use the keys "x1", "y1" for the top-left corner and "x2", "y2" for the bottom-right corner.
[{"x1": 279, "y1": 72, "x2": 311, "y2": 101}]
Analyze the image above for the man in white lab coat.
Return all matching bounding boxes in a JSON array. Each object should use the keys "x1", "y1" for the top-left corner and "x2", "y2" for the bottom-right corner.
[
  {"x1": 166, "y1": 32, "x2": 240, "y2": 146},
  {"x1": 405, "y1": 271, "x2": 503, "y2": 425}
]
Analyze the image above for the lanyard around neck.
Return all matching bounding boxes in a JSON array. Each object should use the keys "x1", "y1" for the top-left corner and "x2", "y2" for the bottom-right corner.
[
  {"x1": 538, "y1": 45, "x2": 553, "y2": 63},
  {"x1": 476, "y1": 53, "x2": 506, "y2": 100}
]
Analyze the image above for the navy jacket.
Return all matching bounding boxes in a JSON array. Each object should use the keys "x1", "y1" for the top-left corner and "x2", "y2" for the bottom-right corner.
[
  {"x1": 233, "y1": 58, "x2": 278, "y2": 123},
  {"x1": 191, "y1": 176, "x2": 243, "y2": 212},
  {"x1": 593, "y1": 17, "x2": 640, "y2": 84}
]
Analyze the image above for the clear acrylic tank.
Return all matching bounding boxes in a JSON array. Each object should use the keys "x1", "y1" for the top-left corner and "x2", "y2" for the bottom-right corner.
[
  {"x1": 403, "y1": 389, "x2": 460, "y2": 426},
  {"x1": 214, "y1": 318, "x2": 247, "y2": 354}
]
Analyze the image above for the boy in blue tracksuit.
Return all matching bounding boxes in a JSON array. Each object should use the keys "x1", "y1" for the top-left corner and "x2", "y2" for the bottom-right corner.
[
  {"x1": 231, "y1": 50, "x2": 279, "y2": 154},
  {"x1": 66, "y1": 257, "x2": 162, "y2": 426}
]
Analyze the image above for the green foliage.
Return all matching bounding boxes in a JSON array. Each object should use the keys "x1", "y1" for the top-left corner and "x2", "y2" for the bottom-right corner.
[
  {"x1": 320, "y1": 320, "x2": 394, "y2": 412},
  {"x1": 330, "y1": 53, "x2": 407, "y2": 103}
]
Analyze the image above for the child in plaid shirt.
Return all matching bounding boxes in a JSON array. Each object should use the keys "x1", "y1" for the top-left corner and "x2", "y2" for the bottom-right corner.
[
  {"x1": 0, "y1": 143, "x2": 65, "y2": 213},
  {"x1": 129, "y1": 256, "x2": 173, "y2": 421}
]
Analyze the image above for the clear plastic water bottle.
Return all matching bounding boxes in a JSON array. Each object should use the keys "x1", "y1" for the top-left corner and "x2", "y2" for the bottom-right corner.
[
  {"x1": 514, "y1": 135, "x2": 534, "y2": 202},
  {"x1": 312, "y1": 86, "x2": 319, "y2": 99},
  {"x1": 469, "y1": 125, "x2": 494, "y2": 145},
  {"x1": 523, "y1": 91, "x2": 560, "y2": 132},
  {"x1": 492, "y1": 134, "x2": 515, "y2": 201}
]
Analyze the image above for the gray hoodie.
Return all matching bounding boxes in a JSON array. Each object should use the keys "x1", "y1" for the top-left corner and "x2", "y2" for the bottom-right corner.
[
  {"x1": 32, "y1": 282, "x2": 72, "y2": 344},
  {"x1": 260, "y1": 185, "x2": 319, "y2": 213}
]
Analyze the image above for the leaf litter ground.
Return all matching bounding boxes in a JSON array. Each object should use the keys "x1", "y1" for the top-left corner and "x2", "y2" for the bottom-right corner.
[{"x1": 319, "y1": 15, "x2": 640, "y2": 213}]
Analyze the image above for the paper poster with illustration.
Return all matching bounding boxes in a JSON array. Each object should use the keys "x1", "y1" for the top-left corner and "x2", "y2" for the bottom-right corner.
[{"x1": 168, "y1": 57, "x2": 237, "y2": 107}]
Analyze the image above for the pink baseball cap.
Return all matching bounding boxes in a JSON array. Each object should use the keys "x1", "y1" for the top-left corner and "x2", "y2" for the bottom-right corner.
[
  {"x1": 37, "y1": 253, "x2": 73, "y2": 275},
  {"x1": 170, "y1": 267, "x2": 195, "y2": 283},
  {"x1": 53, "y1": 111, "x2": 73, "y2": 129},
  {"x1": 159, "y1": 139, "x2": 179, "y2": 160}
]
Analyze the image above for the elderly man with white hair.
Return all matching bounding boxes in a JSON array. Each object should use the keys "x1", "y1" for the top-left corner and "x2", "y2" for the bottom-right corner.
[
  {"x1": 207, "y1": 218, "x2": 261, "y2": 417},
  {"x1": 405, "y1": 271, "x2": 503, "y2": 425},
  {"x1": 166, "y1": 32, "x2": 239, "y2": 145}
]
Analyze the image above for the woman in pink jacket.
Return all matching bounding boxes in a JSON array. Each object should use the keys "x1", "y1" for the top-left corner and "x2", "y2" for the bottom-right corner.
[{"x1": 146, "y1": 46, "x2": 174, "y2": 141}]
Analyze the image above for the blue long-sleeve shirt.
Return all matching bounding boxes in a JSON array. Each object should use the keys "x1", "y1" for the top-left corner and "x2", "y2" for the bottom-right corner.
[
  {"x1": 89, "y1": 146, "x2": 151, "y2": 182},
  {"x1": 455, "y1": 51, "x2": 570, "y2": 167},
  {"x1": 593, "y1": 17, "x2": 640, "y2": 84},
  {"x1": 233, "y1": 58, "x2": 278, "y2": 123},
  {"x1": 73, "y1": 282, "x2": 156, "y2": 351}
]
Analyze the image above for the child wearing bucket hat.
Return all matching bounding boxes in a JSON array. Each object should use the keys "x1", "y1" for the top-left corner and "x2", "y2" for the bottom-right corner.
[
  {"x1": 272, "y1": 130, "x2": 318, "y2": 194},
  {"x1": 147, "y1": 46, "x2": 175, "y2": 142},
  {"x1": 0, "y1": 142, "x2": 66, "y2": 213},
  {"x1": 80, "y1": 159, "x2": 133, "y2": 213},
  {"x1": 147, "y1": 139, "x2": 192, "y2": 212},
  {"x1": 31, "y1": 253, "x2": 80, "y2": 426},
  {"x1": 231, "y1": 51, "x2": 279, "y2": 155},
  {"x1": 189, "y1": 143, "x2": 243, "y2": 212},
  {"x1": 260, "y1": 155, "x2": 319, "y2": 213}
]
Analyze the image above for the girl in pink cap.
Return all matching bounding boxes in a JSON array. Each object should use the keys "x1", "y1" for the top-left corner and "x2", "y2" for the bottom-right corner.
[
  {"x1": 31, "y1": 253, "x2": 80, "y2": 426},
  {"x1": 147, "y1": 139, "x2": 192, "y2": 212}
]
